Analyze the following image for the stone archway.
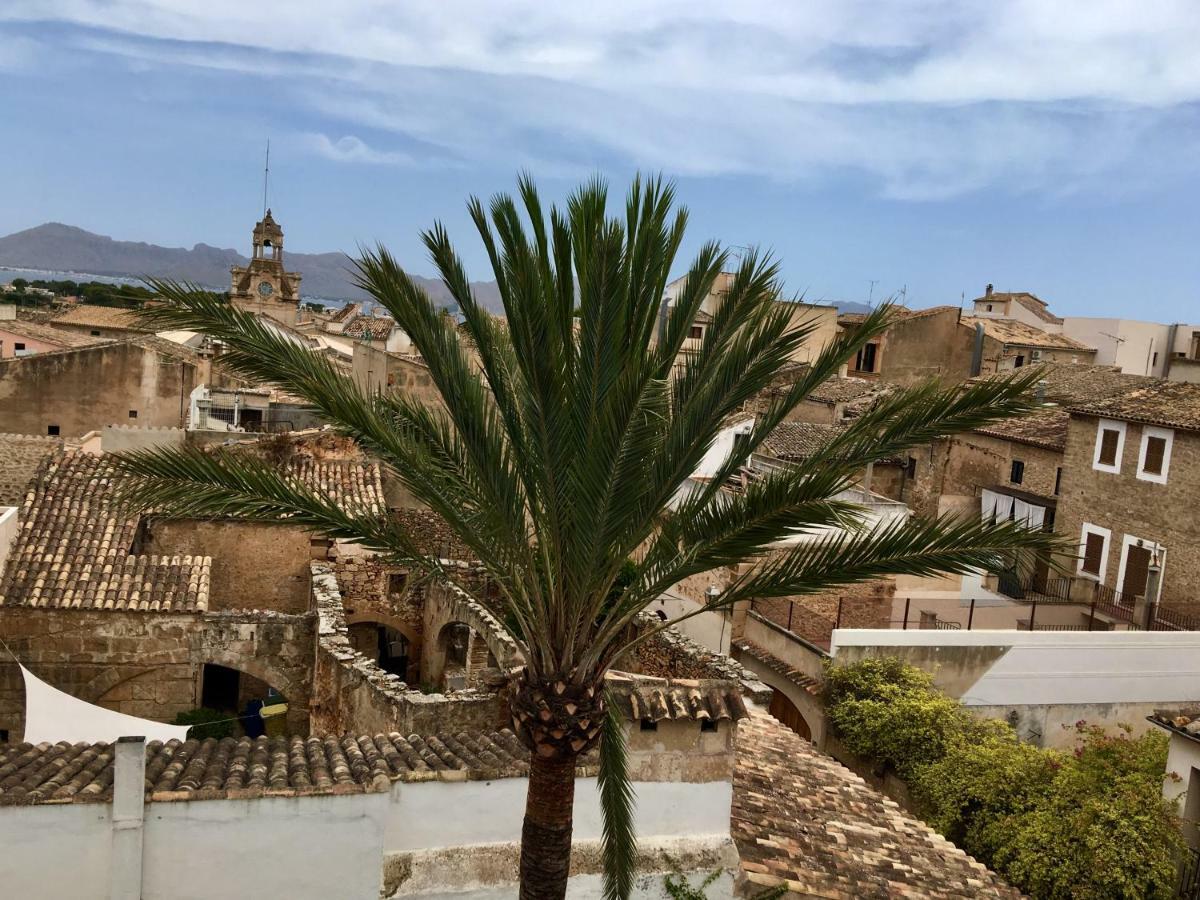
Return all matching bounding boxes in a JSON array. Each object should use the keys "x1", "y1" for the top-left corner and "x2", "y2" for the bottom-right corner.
[
  {"x1": 344, "y1": 610, "x2": 423, "y2": 683},
  {"x1": 768, "y1": 690, "x2": 812, "y2": 741},
  {"x1": 424, "y1": 620, "x2": 496, "y2": 692}
]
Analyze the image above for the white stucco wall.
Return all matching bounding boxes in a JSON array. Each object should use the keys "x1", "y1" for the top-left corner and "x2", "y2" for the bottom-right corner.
[
  {"x1": 1164, "y1": 734, "x2": 1200, "y2": 849},
  {"x1": 385, "y1": 777, "x2": 732, "y2": 853},
  {"x1": 0, "y1": 803, "x2": 113, "y2": 899},
  {"x1": 831, "y1": 629, "x2": 1200, "y2": 707},
  {"x1": 1060, "y1": 317, "x2": 1170, "y2": 375}
]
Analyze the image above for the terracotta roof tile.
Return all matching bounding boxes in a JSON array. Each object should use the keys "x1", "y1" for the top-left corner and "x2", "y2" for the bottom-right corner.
[
  {"x1": 0, "y1": 434, "x2": 63, "y2": 507},
  {"x1": 960, "y1": 316, "x2": 1092, "y2": 352},
  {"x1": 327, "y1": 302, "x2": 360, "y2": 325},
  {"x1": 0, "y1": 452, "x2": 386, "y2": 610},
  {"x1": 732, "y1": 639, "x2": 822, "y2": 695},
  {"x1": 605, "y1": 674, "x2": 748, "y2": 723},
  {"x1": 1067, "y1": 379, "x2": 1200, "y2": 431},
  {"x1": 0, "y1": 320, "x2": 109, "y2": 349},
  {"x1": 732, "y1": 711, "x2": 1022, "y2": 898},
  {"x1": 0, "y1": 730, "x2": 533, "y2": 805},
  {"x1": 1149, "y1": 706, "x2": 1200, "y2": 744},
  {"x1": 343, "y1": 316, "x2": 396, "y2": 341},
  {"x1": 50, "y1": 306, "x2": 151, "y2": 332},
  {"x1": 808, "y1": 376, "x2": 893, "y2": 405},
  {"x1": 760, "y1": 421, "x2": 845, "y2": 461}
]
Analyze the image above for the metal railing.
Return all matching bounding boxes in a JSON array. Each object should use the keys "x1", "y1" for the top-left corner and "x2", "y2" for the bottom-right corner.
[{"x1": 1179, "y1": 846, "x2": 1200, "y2": 899}]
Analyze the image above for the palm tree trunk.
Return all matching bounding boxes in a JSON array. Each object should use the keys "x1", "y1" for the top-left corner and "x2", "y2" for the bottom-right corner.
[{"x1": 519, "y1": 754, "x2": 577, "y2": 899}]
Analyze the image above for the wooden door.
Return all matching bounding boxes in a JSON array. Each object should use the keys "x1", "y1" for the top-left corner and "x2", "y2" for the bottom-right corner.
[
  {"x1": 768, "y1": 690, "x2": 812, "y2": 741},
  {"x1": 1121, "y1": 544, "x2": 1152, "y2": 598}
]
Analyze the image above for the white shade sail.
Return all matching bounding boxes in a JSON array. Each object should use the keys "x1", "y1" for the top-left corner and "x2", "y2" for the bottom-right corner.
[{"x1": 20, "y1": 664, "x2": 191, "y2": 745}]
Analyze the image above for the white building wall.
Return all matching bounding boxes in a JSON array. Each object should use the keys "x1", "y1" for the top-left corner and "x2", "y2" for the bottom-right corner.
[
  {"x1": 0, "y1": 505, "x2": 18, "y2": 579},
  {"x1": 0, "y1": 803, "x2": 112, "y2": 899},
  {"x1": 1060, "y1": 317, "x2": 1169, "y2": 375}
]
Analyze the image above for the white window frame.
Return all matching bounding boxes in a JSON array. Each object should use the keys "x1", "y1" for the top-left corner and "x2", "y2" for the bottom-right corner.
[
  {"x1": 1077, "y1": 522, "x2": 1111, "y2": 582},
  {"x1": 1135, "y1": 425, "x2": 1173, "y2": 484},
  {"x1": 1092, "y1": 418, "x2": 1127, "y2": 474},
  {"x1": 1114, "y1": 533, "x2": 1165, "y2": 602}
]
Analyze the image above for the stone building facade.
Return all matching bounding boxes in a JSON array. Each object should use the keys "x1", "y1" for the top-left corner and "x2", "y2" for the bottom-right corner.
[{"x1": 1055, "y1": 387, "x2": 1200, "y2": 620}]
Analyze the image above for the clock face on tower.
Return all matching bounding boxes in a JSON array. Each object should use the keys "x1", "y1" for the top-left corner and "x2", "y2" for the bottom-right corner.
[{"x1": 257, "y1": 281, "x2": 274, "y2": 298}]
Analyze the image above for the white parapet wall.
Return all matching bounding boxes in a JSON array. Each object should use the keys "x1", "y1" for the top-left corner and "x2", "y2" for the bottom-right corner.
[
  {"x1": 830, "y1": 629, "x2": 1200, "y2": 748},
  {"x1": 0, "y1": 506, "x2": 17, "y2": 579}
]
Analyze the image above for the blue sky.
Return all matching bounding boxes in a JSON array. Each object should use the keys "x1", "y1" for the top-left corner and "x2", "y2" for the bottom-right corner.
[{"x1": 2, "y1": 2, "x2": 1198, "y2": 315}]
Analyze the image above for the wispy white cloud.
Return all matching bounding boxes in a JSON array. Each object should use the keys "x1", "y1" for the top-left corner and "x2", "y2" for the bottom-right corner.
[
  {"x1": 299, "y1": 133, "x2": 414, "y2": 166},
  {"x1": 5, "y1": 1, "x2": 1200, "y2": 197}
]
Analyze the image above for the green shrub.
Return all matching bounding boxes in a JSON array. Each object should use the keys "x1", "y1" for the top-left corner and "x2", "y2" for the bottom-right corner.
[
  {"x1": 172, "y1": 707, "x2": 236, "y2": 740},
  {"x1": 824, "y1": 660, "x2": 1184, "y2": 899}
]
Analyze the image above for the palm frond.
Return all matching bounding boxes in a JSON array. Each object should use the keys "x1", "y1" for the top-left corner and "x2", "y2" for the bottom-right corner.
[{"x1": 598, "y1": 688, "x2": 637, "y2": 900}]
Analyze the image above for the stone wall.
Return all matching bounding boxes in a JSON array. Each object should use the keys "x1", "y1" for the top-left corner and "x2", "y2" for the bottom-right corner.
[
  {"x1": 309, "y1": 564, "x2": 504, "y2": 738},
  {"x1": 141, "y1": 519, "x2": 316, "y2": 614},
  {"x1": 0, "y1": 607, "x2": 314, "y2": 740},
  {"x1": 626, "y1": 618, "x2": 770, "y2": 704},
  {"x1": 1056, "y1": 415, "x2": 1200, "y2": 617},
  {"x1": 0, "y1": 342, "x2": 216, "y2": 438},
  {"x1": 352, "y1": 344, "x2": 441, "y2": 406},
  {"x1": 395, "y1": 508, "x2": 474, "y2": 560}
]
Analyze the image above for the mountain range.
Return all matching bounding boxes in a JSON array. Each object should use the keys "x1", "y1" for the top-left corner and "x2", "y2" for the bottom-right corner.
[
  {"x1": 0, "y1": 223, "x2": 874, "y2": 316},
  {"x1": 0, "y1": 223, "x2": 501, "y2": 310}
]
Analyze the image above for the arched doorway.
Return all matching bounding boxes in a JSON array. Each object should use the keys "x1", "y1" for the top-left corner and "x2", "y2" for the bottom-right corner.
[
  {"x1": 768, "y1": 689, "x2": 812, "y2": 741},
  {"x1": 198, "y1": 663, "x2": 290, "y2": 738},
  {"x1": 348, "y1": 621, "x2": 415, "y2": 681},
  {"x1": 425, "y1": 620, "x2": 496, "y2": 692}
]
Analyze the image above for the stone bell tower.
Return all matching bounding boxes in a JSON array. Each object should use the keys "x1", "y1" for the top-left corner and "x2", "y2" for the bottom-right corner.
[{"x1": 229, "y1": 209, "x2": 304, "y2": 323}]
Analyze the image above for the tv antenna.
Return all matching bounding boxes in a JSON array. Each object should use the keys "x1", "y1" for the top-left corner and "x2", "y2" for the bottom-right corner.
[
  {"x1": 1100, "y1": 331, "x2": 1125, "y2": 348},
  {"x1": 867, "y1": 279, "x2": 879, "y2": 307},
  {"x1": 262, "y1": 139, "x2": 270, "y2": 216}
]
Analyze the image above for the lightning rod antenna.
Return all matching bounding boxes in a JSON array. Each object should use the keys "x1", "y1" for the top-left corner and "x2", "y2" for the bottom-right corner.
[{"x1": 262, "y1": 140, "x2": 270, "y2": 216}]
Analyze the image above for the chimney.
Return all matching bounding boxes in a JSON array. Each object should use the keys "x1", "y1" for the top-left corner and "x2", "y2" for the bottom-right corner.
[
  {"x1": 1035, "y1": 379, "x2": 1047, "y2": 404},
  {"x1": 985, "y1": 283, "x2": 994, "y2": 298}
]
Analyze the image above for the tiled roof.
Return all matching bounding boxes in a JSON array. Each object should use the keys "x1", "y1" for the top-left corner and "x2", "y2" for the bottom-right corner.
[
  {"x1": 807, "y1": 376, "x2": 892, "y2": 405},
  {"x1": 0, "y1": 320, "x2": 108, "y2": 348},
  {"x1": 50, "y1": 305, "x2": 151, "y2": 332},
  {"x1": 975, "y1": 291, "x2": 1062, "y2": 325},
  {"x1": 605, "y1": 674, "x2": 748, "y2": 723},
  {"x1": 961, "y1": 315, "x2": 1092, "y2": 352},
  {"x1": 344, "y1": 315, "x2": 396, "y2": 341},
  {"x1": 0, "y1": 730, "x2": 535, "y2": 805},
  {"x1": 732, "y1": 639, "x2": 821, "y2": 695},
  {"x1": 0, "y1": 434, "x2": 62, "y2": 507},
  {"x1": 285, "y1": 458, "x2": 386, "y2": 517},
  {"x1": 1067, "y1": 379, "x2": 1200, "y2": 432},
  {"x1": 0, "y1": 452, "x2": 386, "y2": 610},
  {"x1": 0, "y1": 454, "x2": 212, "y2": 611},
  {"x1": 760, "y1": 421, "x2": 845, "y2": 461},
  {"x1": 327, "y1": 302, "x2": 360, "y2": 325},
  {"x1": 1149, "y1": 707, "x2": 1200, "y2": 744},
  {"x1": 733, "y1": 711, "x2": 1022, "y2": 898},
  {"x1": 972, "y1": 365, "x2": 1160, "y2": 450}
]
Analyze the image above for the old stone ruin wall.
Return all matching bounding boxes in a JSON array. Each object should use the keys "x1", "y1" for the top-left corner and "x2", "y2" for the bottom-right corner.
[{"x1": 309, "y1": 563, "x2": 508, "y2": 737}]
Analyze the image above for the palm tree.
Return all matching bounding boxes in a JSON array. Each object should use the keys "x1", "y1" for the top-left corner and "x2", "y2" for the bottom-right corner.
[{"x1": 120, "y1": 175, "x2": 1061, "y2": 900}]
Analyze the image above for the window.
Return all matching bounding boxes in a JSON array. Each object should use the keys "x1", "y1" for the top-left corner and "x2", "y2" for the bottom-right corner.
[
  {"x1": 700, "y1": 720, "x2": 718, "y2": 733},
  {"x1": 1092, "y1": 419, "x2": 1126, "y2": 473},
  {"x1": 640, "y1": 719, "x2": 658, "y2": 732},
  {"x1": 1054, "y1": 467, "x2": 1062, "y2": 495},
  {"x1": 128, "y1": 410, "x2": 138, "y2": 419},
  {"x1": 0, "y1": 729, "x2": 8, "y2": 743},
  {"x1": 90, "y1": 330, "x2": 101, "y2": 337},
  {"x1": 47, "y1": 425, "x2": 60, "y2": 436},
  {"x1": 855, "y1": 342, "x2": 878, "y2": 373},
  {"x1": 1014, "y1": 354, "x2": 1025, "y2": 368},
  {"x1": 13, "y1": 342, "x2": 24, "y2": 351},
  {"x1": 1116, "y1": 534, "x2": 1165, "y2": 602},
  {"x1": 986, "y1": 304, "x2": 993, "y2": 312},
  {"x1": 1152, "y1": 351, "x2": 1159, "y2": 367},
  {"x1": 1136, "y1": 426, "x2": 1173, "y2": 484},
  {"x1": 688, "y1": 325, "x2": 704, "y2": 340},
  {"x1": 1078, "y1": 524, "x2": 1111, "y2": 580},
  {"x1": 1010, "y1": 460, "x2": 1024, "y2": 484},
  {"x1": 906, "y1": 456, "x2": 917, "y2": 479},
  {"x1": 387, "y1": 573, "x2": 408, "y2": 595}
]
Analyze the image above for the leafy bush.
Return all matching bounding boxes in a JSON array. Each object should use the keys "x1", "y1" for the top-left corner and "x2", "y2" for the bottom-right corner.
[
  {"x1": 824, "y1": 656, "x2": 976, "y2": 779},
  {"x1": 172, "y1": 707, "x2": 236, "y2": 740},
  {"x1": 825, "y1": 659, "x2": 1183, "y2": 899}
]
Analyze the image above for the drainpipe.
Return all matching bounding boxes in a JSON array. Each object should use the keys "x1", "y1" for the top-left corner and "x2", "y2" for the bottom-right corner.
[
  {"x1": 969, "y1": 323, "x2": 985, "y2": 376},
  {"x1": 1164, "y1": 323, "x2": 1179, "y2": 378}
]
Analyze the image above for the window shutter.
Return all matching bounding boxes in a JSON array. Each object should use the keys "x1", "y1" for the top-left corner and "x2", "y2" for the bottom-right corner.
[
  {"x1": 1098, "y1": 429, "x2": 1119, "y2": 466},
  {"x1": 1143, "y1": 436, "x2": 1166, "y2": 475},
  {"x1": 1082, "y1": 533, "x2": 1104, "y2": 576}
]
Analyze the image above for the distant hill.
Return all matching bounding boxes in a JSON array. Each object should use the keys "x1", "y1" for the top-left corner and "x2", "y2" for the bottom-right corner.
[
  {"x1": 834, "y1": 300, "x2": 873, "y2": 315},
  {"x1": 0, "y1": 223, "x2": 504, "y2": 311}
]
